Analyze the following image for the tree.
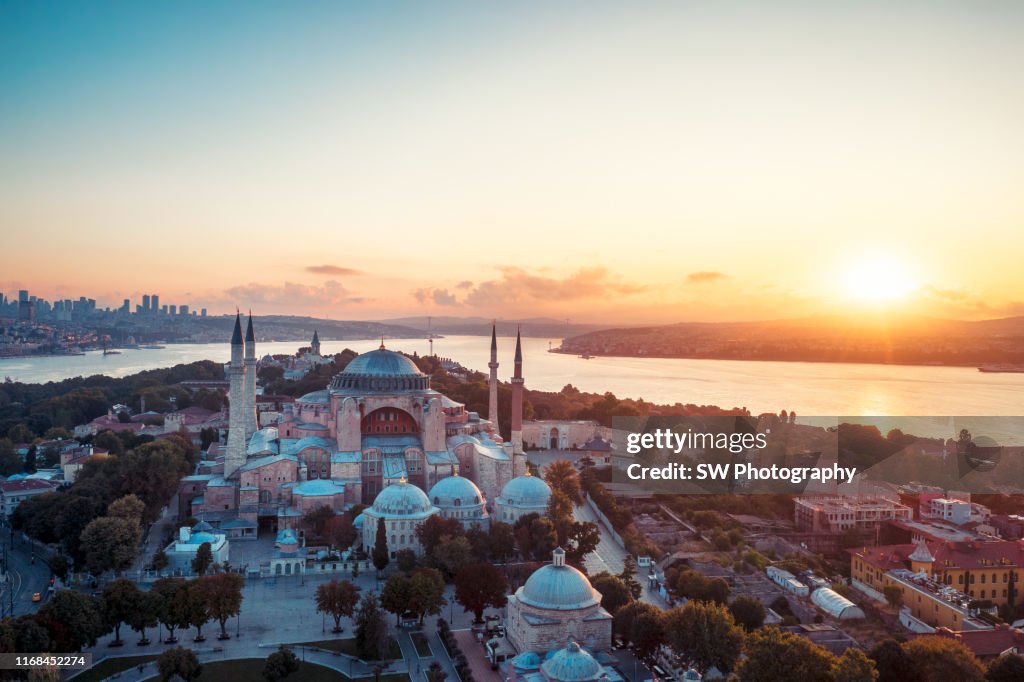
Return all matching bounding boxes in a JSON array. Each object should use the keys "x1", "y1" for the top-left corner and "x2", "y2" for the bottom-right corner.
[
  {"x1": 316, "y1": 579, "x2": 360, "y2": 633},
  {"x1": 883, "y1": 585, "x2": 903, "y2": 609},
  {"x1": 833, "y1": 648, "x2": 878, "y2": 682},
  {"x1": 487, "y1": 522, "x2": 516, "y2": 562},
  {"x1": 736, "y1": 626, "x2": 835, "y2": 682},
  {"x1": 408, "y1": 568, "x2": 446, "y2": 625},
  {"x1": 184, "y1": 580, "x2": 211, "y2": 642},
  {"x1": 454, "y1": 563, "x2": 509, "y2": 623},
  {"x1": 380, "y1": 574, "x2": 412, "y2": 625},
  {"x1": 324, "y1": 514, "x2": 358, "y2": 550},
  {"x1": 372, "y1": 520, "x2": 389, "y2": 573},
  {"x1": 901, "y1": 636, "x2": 985, "y2": 682},
  {"x1": 263, "y1": 645, "x2": 301, "y2": 681},
  {"x1": 80, "y1": 515, "x2": 140, "y2": 575},
  {"x1": 416, "y1": 515, "x2": 464, "y2": 556},
  {"x1": 728, "y1": 595, "x2": 766, "y2": 631},
  {"x1": 108, "y1": 493, "x2": 146, "y2": 522},
  {"x1": 546, "y1": 489, "x2": 575, "y2": 543},
  {"x1": 127, "y1": 590, "x2": 161, "y2": 645},
  {"x1": 614, "y1": 601, "x2": 664, "y2": 659},
  {"x1": 425, "y1": 660, "x2": 448, "y2": 682},
  {"x1": 0, "y1": 438, "x2": 21, "y2": 476},
  {"x1": 101, "y1": 578, "x2": 141, "y2": 644},
  {"x1": 301, "y1": 505, "x2": 336, "y2": 541},
  {"x1": 564, "y1": 522, "x2": 601, "y2": 566},
  {"x1": 157, "y1": 646, "x2": 202, "y2": 682},
  {"x1": 94, "y1": 430, "x2": 125, "y2": 455},
  {"x1": 37, "y1": 590, "x2": 106, "y2": 652},
  {"x1": 431, "y1": 535, "x2": 474, "y2": 578},
  {"x1": 869, "y1": 639, "x2": 920, "y2": 682},
  {"x1": 665, "y1": 601, "x2": 743, "y2": 674},
  {"x1": 544, "y1": 459, "x2": 582, "y2": 503},
  {"x1": 590, "y1": 572, "x2": 633, "y2": 615},
  {"x1": 396, "y1": 548, "x2": 418, "y2": 573},
  {"x1": 152, "y1": 577, "x2": 191, "y2": 643},
  {"x1": 192, "y1": 542, "x2": 214, "y2": 576},
  {"x1": 199, "y1": 572, "x2": 244, "y2": 640},
  {"x1": 986, "y1": 654, "x2": 1024, "y2": 682},
  {"x1": 355, "y1": 592, "x2": 389, "y2": 661},
  {"x1": 152, "y1": 548, "x2": 169, "y2": 572}
]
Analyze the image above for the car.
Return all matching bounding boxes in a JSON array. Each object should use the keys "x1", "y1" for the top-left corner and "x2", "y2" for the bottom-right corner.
[{"x1": 31, "y1": 593, "x2": 41, "y2": 603}]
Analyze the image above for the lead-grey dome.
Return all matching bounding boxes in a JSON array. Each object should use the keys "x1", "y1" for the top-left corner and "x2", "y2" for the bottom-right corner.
[
  {"x1": 540, "y1": 642, "x2": 604, "y2": 682},
  {"x1": 498, "y1": 474, "x2": 552, "y2": 508},
  {"x1": 330, "y1": 347, "x2": 429, "y2": 392},
  {"x1": 518, "y1": 549, "x2": 600, "y2": 611},
  {"x1": 429, "y1": 475, "x2": 484, "y2": 508},
  {"x1": 370, "y1": 481, "x2": 434, "y2": 517}
]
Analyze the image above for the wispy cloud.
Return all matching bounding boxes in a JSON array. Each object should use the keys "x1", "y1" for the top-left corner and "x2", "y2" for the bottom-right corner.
[
  {"x1": 685, "y1": 271, "x2": 728, "y2": 284},
  {"x1": 306, "y1": 264, "x2": 361, "y2": 276},
  {"x1": 413, "y1": 288, "x2": 459, "y2": 306}
]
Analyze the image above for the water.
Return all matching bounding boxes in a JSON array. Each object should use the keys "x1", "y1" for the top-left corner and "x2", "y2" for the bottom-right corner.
[{"x1": 3, "y1": 335, "x2": 1021, "y2": 420}]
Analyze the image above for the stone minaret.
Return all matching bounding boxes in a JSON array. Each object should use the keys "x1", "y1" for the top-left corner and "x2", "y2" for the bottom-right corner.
[
  {"x1": 488, "y1": 323, "x2": 500, "y2": 436},
  {"x1": 224, "y1": 313, "x2": 247, "y2": 479},
  {"x1": 244, "y1": 314, "x2": 258, "y2": 438},
  {"x1": 511, "y1": 326, "x2": 525, "y2": 471}
]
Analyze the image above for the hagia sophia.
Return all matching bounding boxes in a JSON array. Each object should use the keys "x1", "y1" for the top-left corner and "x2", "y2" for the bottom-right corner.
[{"x1": 178, "y1": 315, "x2": 552, "y2": 548}]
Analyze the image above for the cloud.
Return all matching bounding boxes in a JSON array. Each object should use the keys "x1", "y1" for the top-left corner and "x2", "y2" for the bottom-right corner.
[
  {"x1": 412, "y1": 267, "x2": 646, "y2": 309},
  {"x1": 222, "y1": 280, "x2": 361, "y2": 308},
  {"x1": 306, "y1": 264, "x2": 361, "y2": 276},
  {"x1": 413, "y1": 288, "x2": 459, "y2": 306},
  {"x1": 685, "y1": 271, "x2": 728, "y2": 284}
]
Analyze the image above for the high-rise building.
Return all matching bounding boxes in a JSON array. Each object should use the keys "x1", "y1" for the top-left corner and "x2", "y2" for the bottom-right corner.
[
  {"x1": 180, "y1": 305, "x2": 189, "y2": 316},
  {"x1": 201, "y1": 308, "x2": 207, "y2": 317},
  {"x1": 143, "y1": 294, "x2": 150, "y2": 311},
  {"x1": 169, "y1": 304, "x2": 177, "y2": 316},
  {"x1": 152, "y1": 294, "x2": 160, "y2": 311}
]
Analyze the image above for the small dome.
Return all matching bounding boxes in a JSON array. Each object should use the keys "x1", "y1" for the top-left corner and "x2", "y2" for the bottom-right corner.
[
  {"x1": 909, "y1": 538, "x2": 935, "y2": 563},
  {"x1": 189, "y1": 532, "x2": 220, "y2": 545},
  {"x1": 343, "y1": 349, "x2": 423, "y2": 377},
  {"x1": 371, "y1": 481, "x2": 434, "y2": 516},
  {"x1": 500, "y1": 474, "x2": 552, "y2": 507},
  {"x1": 429, "y1": 475, "x2": 484, "y2": 508},
  {"x1": 296, "y1": 390, "x2": 330, "y2": 404},
  {"x1": 541, "y1": 642, "x2": 604, "y2": 682},
  {"x1": 192, "y1": 520, "x2": 214, "y2": 532},
  {"x1": 519, "y1": 550, "x2": 600, "y2": 611}
]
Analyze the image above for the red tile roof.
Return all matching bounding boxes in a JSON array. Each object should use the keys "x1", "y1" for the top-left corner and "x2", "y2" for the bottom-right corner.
[
  {"x1": 930, "y1": 624, "x2": 1024, "y2": 657},
  {"x1": 0, "y1": 479, "x2": 57, "y2": 493},
  {"x1": 853, "y1": 539, "x2": 1024, "y2": 571}
]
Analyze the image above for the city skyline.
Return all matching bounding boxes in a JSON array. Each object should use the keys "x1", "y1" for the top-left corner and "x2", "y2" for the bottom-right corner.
[{"x1": 3, "y1": 2, "x2": 1024, "y2": 323}]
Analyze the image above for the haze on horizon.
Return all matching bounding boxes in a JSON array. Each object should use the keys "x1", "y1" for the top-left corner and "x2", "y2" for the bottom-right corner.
[{"x1": 2, "y1": 1, "x2": 1023, "y2": 325}]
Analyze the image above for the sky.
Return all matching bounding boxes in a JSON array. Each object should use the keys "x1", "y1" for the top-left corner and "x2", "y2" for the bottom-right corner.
[{"x1": 1, "y1": 1, "x2": 1023, "y2": 323}]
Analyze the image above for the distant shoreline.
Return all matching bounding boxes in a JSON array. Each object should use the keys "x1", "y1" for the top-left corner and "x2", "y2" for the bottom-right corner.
[{"x1": 548, "y1": 347, "x2": 1017, "y2": 371}]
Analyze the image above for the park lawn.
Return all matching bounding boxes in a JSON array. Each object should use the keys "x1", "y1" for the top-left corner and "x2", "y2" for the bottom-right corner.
[
  {"x1": 411, "y1": 632, "x2": 433, "y2": 657},
  {"x1": 142, "y1": 659, "x2": 342, "y2": 681},
  {"x1": 301, "y1": 637, "x2": 403, "y2": 660},
  {"x1": 71, "y1": 654, "x2": 159, "y2": 682}
]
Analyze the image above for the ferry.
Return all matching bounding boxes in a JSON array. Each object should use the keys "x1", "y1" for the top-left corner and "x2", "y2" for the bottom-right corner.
[{"x1": 978, "y1": 364, "x2": 1024, "y2": 373}]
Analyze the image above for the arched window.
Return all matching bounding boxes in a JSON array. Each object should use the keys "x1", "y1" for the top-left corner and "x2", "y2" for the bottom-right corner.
[{"x1": 259, "y1": 490, "x2": 271, "y2": 504}]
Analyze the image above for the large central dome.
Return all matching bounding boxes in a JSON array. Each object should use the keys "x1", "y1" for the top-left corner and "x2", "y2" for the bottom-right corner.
[{"x1": 329, "y1": 346, "x2": 429, "y2": 392}]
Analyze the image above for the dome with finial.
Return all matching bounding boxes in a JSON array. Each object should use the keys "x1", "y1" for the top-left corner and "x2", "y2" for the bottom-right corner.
[
  {"x1": 909, "y1": 538, "x2": 935, "y2": 564},
  {"x1": 518, "y1": 548, "x2": 601, "y2": 611},
  {"x1": 329, "y1": 346, "x2": 429, "y2": 392},
  {"x1": 540, "y1": 641, "x2": 605, "y2": 682},
  {"x1": 499, "y1": 473, "x2": 552, "y2": 508},
  {"x1": 369, "y1": 480, "x2": 436, "y2": 517}
]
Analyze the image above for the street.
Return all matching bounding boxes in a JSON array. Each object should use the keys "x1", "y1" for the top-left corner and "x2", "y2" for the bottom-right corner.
[{"x1": 1, "y1": 530, "x2": 52, "y2": 619}]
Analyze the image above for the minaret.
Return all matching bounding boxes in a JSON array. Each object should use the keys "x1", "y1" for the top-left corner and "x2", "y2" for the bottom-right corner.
[
  {"x1": 224, "y1": 313, "x2": 246, "y2": 479},
  {"x1": 488, "y1": 322, "x2": 500, "y2": 435},
  {"x1": 244, "y1": 313, "x2": 258, "y2": 438},
  {"x1": 311, "y1": 329, "x2": 321, "y2": 357},
  {"x1": 511, "y1": 326, "x2": 525, "y2": 472}
]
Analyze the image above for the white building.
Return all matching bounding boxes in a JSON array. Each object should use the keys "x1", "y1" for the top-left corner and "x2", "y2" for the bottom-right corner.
[
  {"x1": 165, "y1": 522, "x2": 230, "y2": 573},
  {"x1": 0, "y1": 479, "x2": 57, "y2": 519},
  {"x1": 428, "y1": 474, "x2": 489, "y2": 530},
  {"x1": 494, "y1": 473, "x2": 552, "y2": 524}
]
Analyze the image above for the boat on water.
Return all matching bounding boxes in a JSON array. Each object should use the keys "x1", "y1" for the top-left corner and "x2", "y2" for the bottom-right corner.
[
  {"x1": 140, "y1": 344, "x2": 166, "y2": 350},
  {"x1": 977, "y1": 364, "x2": 1024, "y2": 373},
  {"x1": 103, "y1": 349, "x2": 122, "y2": 356},
  {"x1": 579, "y1": 353, "x2": 594, "y2": 360}
]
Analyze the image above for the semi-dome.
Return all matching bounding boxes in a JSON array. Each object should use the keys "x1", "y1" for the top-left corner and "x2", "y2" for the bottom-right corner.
[
  {"x1": 429, "y1": 475, "x2": 484, "y2": 508},
  {"x1": 499, "y1": 473, "x2": 552, "y2": 508},
  {"x1": 370, "y1": 481, "x2": 434, "y2": 516},
  {"x1": 541, "y1": 642, "x2": 604, "y2": 682},
  {"x1": 329, "y1": 346, "x2": 429, "y2": 392},
  {"x1": 519, "y1": 549, "x2": 601, "y2": 611}
]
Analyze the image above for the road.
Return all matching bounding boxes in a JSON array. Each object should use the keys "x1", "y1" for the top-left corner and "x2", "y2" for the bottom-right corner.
[{"x1": 1, "y1": 531, "x2": 52, "y2": 618}]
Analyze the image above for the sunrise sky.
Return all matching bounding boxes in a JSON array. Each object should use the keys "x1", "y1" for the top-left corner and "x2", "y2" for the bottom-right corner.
[{"x1": 2, "y1": 1, "x2": 1022, "y2": 323}]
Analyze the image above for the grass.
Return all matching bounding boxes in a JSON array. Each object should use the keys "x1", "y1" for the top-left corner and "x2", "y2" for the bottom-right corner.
[
  {"x1": 70, "y1": 654, "x2": 158, "y2": 682},
  {"x1": 142, "y1": 659, "x2": 347, "y2": 681},
  {"x1": 301, "y1": 636, "x2": 404, "y2": 660},
  {"x1": 411, "y1": 632, "x2": 433, "y2": 657}
]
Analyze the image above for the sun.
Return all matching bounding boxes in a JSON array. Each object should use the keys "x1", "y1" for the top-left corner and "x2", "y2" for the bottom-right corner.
[{"x1": 842, "y1": 257, "x2": 917, "y2": 301}]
